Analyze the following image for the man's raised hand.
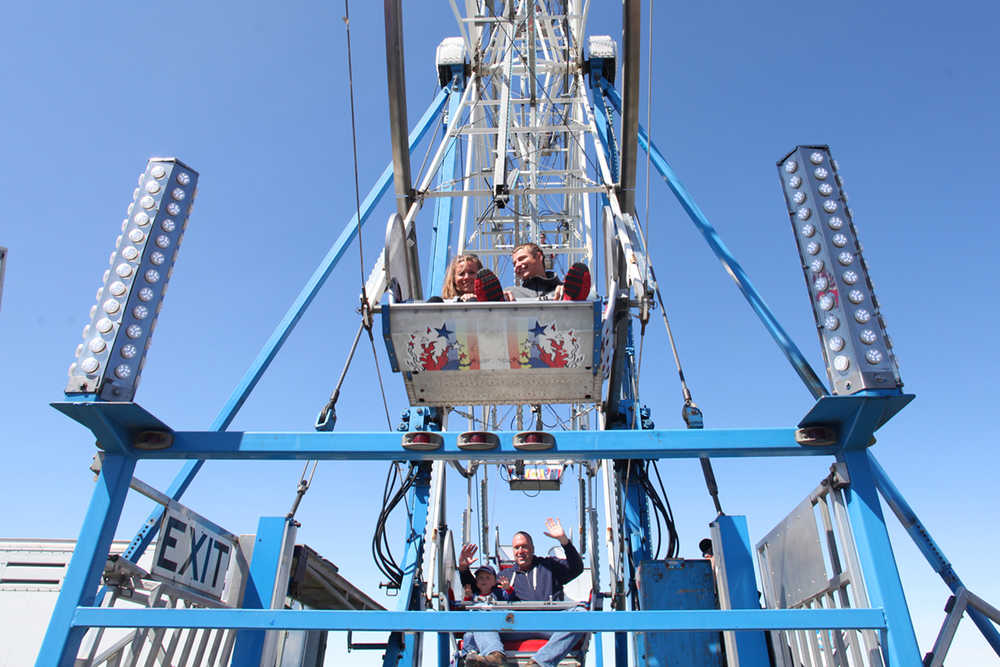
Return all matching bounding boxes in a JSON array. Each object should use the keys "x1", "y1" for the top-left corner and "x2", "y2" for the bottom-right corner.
[{"x1": 543, "y1": 517, "x2": 568, "y2": 544}]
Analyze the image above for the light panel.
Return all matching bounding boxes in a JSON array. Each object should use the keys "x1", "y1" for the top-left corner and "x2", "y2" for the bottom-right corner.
[
  {"x1": 66, "y1": 158, "x2": 198, "y2": 401},
  {"x1": 777, "y1": 146, "x2": 901, "y2": 395}
]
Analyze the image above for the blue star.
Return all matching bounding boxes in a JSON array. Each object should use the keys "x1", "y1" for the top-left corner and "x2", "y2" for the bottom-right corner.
[
  {"x1": 529, "y1": 321, "x2": 548, "y2": 337},
  {"x1": 435, "y1": 323, "x2": 453, "y2": 339}
]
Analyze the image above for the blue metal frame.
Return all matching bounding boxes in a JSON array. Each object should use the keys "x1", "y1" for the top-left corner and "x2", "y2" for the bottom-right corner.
[
  {"x1": 869, "y1": 452, "x2": 1000, "y2": 657},
  {"x1": 37, "y1": 454, "x2": 136, "y2": 667},
  {"x1": 382, "y1": 463, "x2": 432, "y2": 667},
  {"x1": 713, "y1": 515, "x2": 769, "y2": 666},
  {"x1": 599, "y1": 81, "x2": 829, "y2": 401},
  {"x1": 231, "y1": 516, "x2": 293, "y2": 665},
  {"x1": 427, "y1": 76, "x2": 465, "y2": 296},
  {"x1": 120, "y1": 87, "x2": 452, "y2": 564},
  {"x1": 66, "y1": 607, "x2": 887, "y2": 633},
  {"x1": 838, "y1": 449, "x2": 921, "y2": 665}
]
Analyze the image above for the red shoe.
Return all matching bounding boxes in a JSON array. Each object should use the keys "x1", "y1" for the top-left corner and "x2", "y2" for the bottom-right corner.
[
  {"x1": 474, "y1": 268, "x2": 504, "y2": 302},
  {"x1": 562, "y1": 262, "x2": 591, "y2": 300}
]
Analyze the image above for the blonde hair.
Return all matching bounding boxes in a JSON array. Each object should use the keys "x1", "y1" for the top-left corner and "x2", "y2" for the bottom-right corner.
[{"x1": 441, "y1": 254, "x2": 482, "y2": 299}]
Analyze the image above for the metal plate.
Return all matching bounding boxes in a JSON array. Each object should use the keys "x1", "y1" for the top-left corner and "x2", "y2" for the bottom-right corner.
[
  {"x1": 757, "y1": 498, "x2": 828, "y2": 609},
  {"x1": 383, "y1": 300, "x2": 603, "y2": 406}
]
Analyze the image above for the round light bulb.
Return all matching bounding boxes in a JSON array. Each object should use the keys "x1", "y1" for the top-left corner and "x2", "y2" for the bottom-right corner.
[
  {"x1": 176, "y1": 172, "x2": 191, "y2": 185},
  {"x1": 121, "y1": 344, "x2": 138, "y2": 359},
  {"x1": 126, "y1": 324, "x2": 143, "y2": 339},
  {"x1": 813, "y1": 275, "x2": 828, "y2": 291},
  {"x1": 833, "y1": 355, "x2": 850, "y2": 371},
  {"x1": 88, "y1": 337, "x2": 106, "y2": 353},
  {"x1": 796, "y1": 207, "x2": 812, "y2": 221},
  {"x1": 96, "y1": 317, "x2": 114, "y2": 334},
  {"x1": 828, "y1": 336, "x2": 845, "y2": 352},
  {"x1": 848, "y1": 289, "x2": 865, "y2": 304},
  {"x1": 824, "y1": 315, "x2": 840, "y2": 330},
  {"x1": 854, "y1": 309, "x2": 871, "y2": 323},
  {"x1": 140, "y1": 195, "x2": 155, "y2": 209},
  {"x1": 134, "y1": 212, "x2": 150, "y2": 226},
  {"x1": 150, "y1": 251, "x2": 165, "y2": 266},
  {"x1": 171, "y1": 187, "x2": 185, "y2": 201},
  {"x1": 102, "y1": 298, "x2": 120, "y2": 314},
  {"x1": 806, "y1": 241, "x2": 821, "y2": 255},
  {"x1": 842, "y1": 270, "x2": 859, "y2": 284},
  {"x1": 115, "y1": 262, "x2": 133, "y2": 278},
  {"x1": 89, "y1": 304, "x2": 98, "y2": 319},
  {"x1": 144, "y1": 269, "x2": 160, "y2": 284},
  {"x1": 785, "y1": 160, "x2": 798, "y2": 173},
  {"x1": 810, "y1": 152, "x2": 824, "y2": 165},
  {"x1": 155, "y1": 234, "x2": 170, "y2": 249},
  {"x1": 144, "y1": 180, "x2": 161, "y2": 194},
  {"x1": 138, "y1": 287, "x2": 154, "y2": 302},
  {"x1": 161, "y1": 219, "x2": 176, "y2": 232},
  {"x1": 150, "y1": 165, "x2": 166, "y2": 179},
  {"x1": 810, "y1": 259, "x2": 825, "y2": 273},
  {"x1": 832, "y1": 233, "x2": 848, "y2": 247},
  {"x1": 166, "y1": 202, "x2": 180, "y2": 216},
  {"x1": 838, "y1": 252, "x2": 854, "y2": 266},
  {"x1": 814, "y1": 167, "x2": 828, "y2": 180},
  {"x1": 828, "y1": 215, "x2": 843, "y2": 230},
  {"x1": 109, "y1": 280, "x2": 127, "y2": 297},
  {"x1": 81, "y1": 357, "x2": 100, "y2": 374},
  {"x1": 860, "y1": 329, "x2": 877, "y2": 344},
  {"x1": 114, "y1": 364, "x2": 132, "y2": 379},
  {"x1": 818, "y1": 183, "x2": 834, "y2": 196},
  {"x1": 793, "y1": 191, "x2": 807, "y2": 205},
  {"x1": 128, "y1": 229, "x2": 145, "y2": 243},
  {"x1": 133, "y1": 304, "x2": 149, "y2": 319},
  {"x1": 865, "y1": 349, "x2": 883, "y2": 365},
  {"x1": 788, "y1": 175, "x2": 802, "y2": 188},
  {"x1": 121, "y1": 246, "x2": 139, "y2": 261},
  {"x1": 818, "y1": 294, "x2": 835, "y2": 310},
  {"x1": 800, "y1": 224, "x2": 815, "y2": 237},
  {"x1": 823, "y1": 200, "x2": 838, "y2": 213}
]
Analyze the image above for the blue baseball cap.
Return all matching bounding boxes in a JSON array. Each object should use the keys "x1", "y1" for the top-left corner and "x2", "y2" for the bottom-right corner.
[{"x1": 474, "y1": 564, "x2": 497, "y2": 577}]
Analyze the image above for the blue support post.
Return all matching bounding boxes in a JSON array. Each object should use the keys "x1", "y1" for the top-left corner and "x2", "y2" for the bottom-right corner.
[
  {"x1": 122, "y1": 88, "x2": 451, "y2": 564},
  {"x1": 428, "y1": 76, "x2": 465, "y2": 295},
  {"x1": 37, "y1": 454, "x2": 136, "y2": 667},
  {"x1": 868, "y1": 452, "x2": 1000, "y2": 657},
  {"x1": 231, "y1": 517, "x2": 294, "y2": 666},
  {"x1": 383, "y1": 464, "x2": 433, "y2": 667},
  {"x1": 599, "y1": 81, "x2": 829, "y2": 401},
  {"x1": 712, "y1": 515, "x2": 769, "y2": 666},
  {"x1": 838, "y1": 449, "x2": 921, "y2": 665},
  {"x1": 588, "y1": 69, "x2": 619, "y2": 181}
]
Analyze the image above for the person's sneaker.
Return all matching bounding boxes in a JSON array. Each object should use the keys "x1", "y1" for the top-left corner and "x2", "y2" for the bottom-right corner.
[
  {"x1": 474, "y1": 268, "x2": 504, "y2": 302},
  {"x1": 562, "y1": 262, "x2": 591, "y2": 300}
]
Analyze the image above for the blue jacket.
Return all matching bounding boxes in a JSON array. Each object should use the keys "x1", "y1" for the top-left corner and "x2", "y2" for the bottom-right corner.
[{"x1": 502, "y1": 541, "x2": 583, "y2": 602}]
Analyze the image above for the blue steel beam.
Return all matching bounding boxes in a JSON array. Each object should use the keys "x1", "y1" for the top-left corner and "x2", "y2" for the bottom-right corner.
[
  {"x1": 599, "y1": 81, "x2": 829, "y2": 401},
  {"x1": 37, "y1": 454, "x2": 136, "y2": 667},
  {"x1": 121, "y1": 87, "x2": 451, "y2": 563},
  {"x1": 231, "y1": 517, "x2": 293, "y2": 665},
  {"x1": 92, "y1": 427, "x2": 833, "y2": 461},
  {"x1": 427, "y1": 77, "x2": 465, "y2": 295},
  {"x1": 383, "y1": 464, "x2": 432, "y2": 667},
  {"x1": 69, "y1": 607, "x2": 887, "y2": 632},
  {"x1": 838, "y1": 449, "x2": 921, "y2": 665},
  {"x1": 869, "y1": 452, "x2": 1000, "y2": 656}
]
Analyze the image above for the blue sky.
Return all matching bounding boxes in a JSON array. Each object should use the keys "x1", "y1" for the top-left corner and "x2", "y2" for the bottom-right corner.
[{"x1": 2, "y1": 1, "x2": 998, "y2": 664}]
